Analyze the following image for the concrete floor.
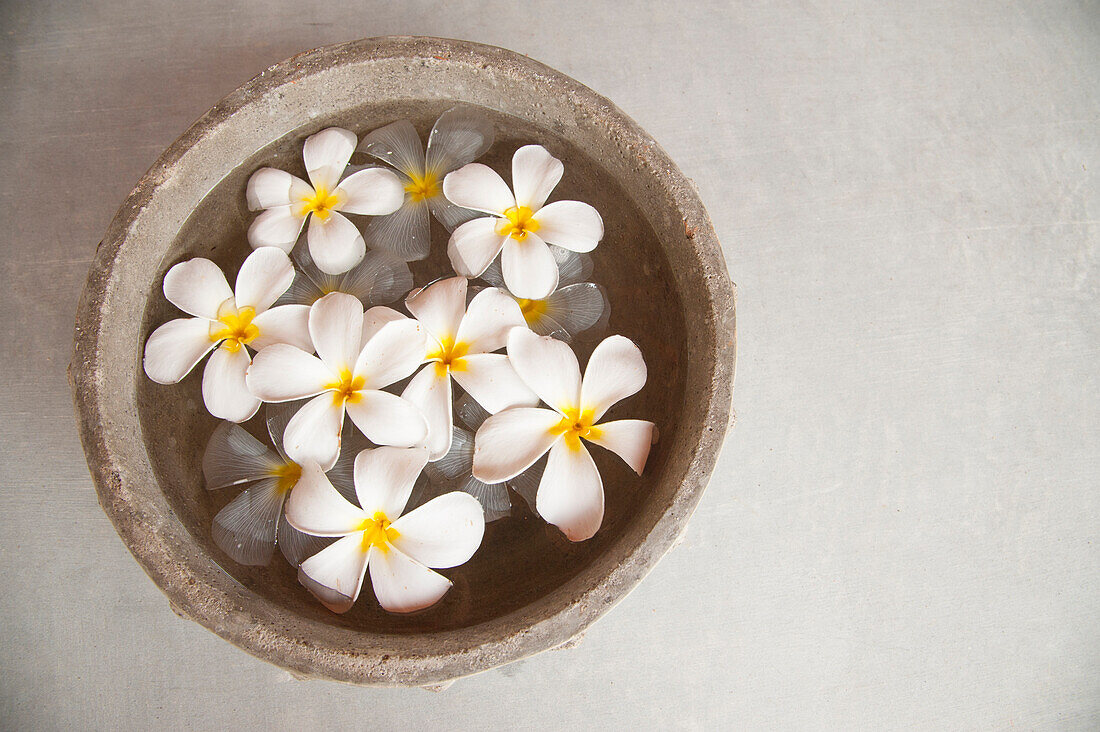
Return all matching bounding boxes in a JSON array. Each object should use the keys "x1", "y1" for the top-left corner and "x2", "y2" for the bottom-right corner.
[{"x1": 1, "y1": 1, "x2": 1097, "y2": 729}]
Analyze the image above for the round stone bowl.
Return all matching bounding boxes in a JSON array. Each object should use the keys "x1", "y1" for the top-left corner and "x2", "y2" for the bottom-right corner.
[{"x1": 71, "y1": 36, "x2": 736, "y2": 687}]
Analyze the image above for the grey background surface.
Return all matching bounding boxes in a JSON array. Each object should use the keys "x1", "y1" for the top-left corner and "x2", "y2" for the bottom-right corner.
[{"x1": 1, "y1": 0, "x2": 1097, "y2": 729}]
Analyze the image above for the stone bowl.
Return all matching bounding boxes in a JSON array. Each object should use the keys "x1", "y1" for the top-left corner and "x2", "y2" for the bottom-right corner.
[{"x1": 71, "y1": 36, "x2": 736, "y2": 687}]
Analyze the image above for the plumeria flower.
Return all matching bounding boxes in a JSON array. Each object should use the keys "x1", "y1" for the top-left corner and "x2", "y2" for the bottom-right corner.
[
  {"x1": 201, "y1": 402, "x2": 361, "y2": 567},
  {"x1": 401, "y1": 276, "x2": 538, "y2": 461},
  {"x1": 480, "y1": 247, "x2": 609, "y2": 342},
  {"x1": 358, "y1": 107, "x2": 495, "y2": 260},
  {"x1": 473, "y1": 329, "x2": 656, "y2": 541},
  {"x1": 443, "y1": 144, "x2": 605, "y2": 299},
  {"x1": 246, "y1": 127, "x2": 405, "y2": 275},
  {"x1": 285, "y1": 447, "x2": 485, "y2": 614},
  {"x1": 276, "y1": 245, "x2": 413, "y2": 308},
  {"x1": 245, "y1": 292, "x2": 428, "y2": 470},
  {"x1": 143, "y1": 247, "x2": 312, "y2": 422}
]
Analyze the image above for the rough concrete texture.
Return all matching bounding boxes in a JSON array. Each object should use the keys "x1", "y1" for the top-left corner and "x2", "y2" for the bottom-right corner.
[{"x1": 71, "y1": 37, "x2": 736, "y2": 686}]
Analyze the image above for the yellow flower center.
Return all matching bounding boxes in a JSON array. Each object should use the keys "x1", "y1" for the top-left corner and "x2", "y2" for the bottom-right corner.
[
  {"x1": 325, "y1": 368, "x2": 366, "y2": 406},
  {"x1": 427, "y1": 336, "x2": 470, "y2": 376},
  {"x1": 298, "y1": 186, "x2": 344, "y2": 221},
  {"x1": 209, "y1": 303, "x2": 259, "y2": 352},
  {"x1": 404, "y1": 170, "x2": 441, "y2": 202},
  {"x1": 496, "y1": 205, "x2": 540, "y2": 241},
  {"x1": 359, "y1": 511, "x2": 400, "y2": 553},
  {"x1": 551, "y1": 407, "x2": 601, "y2": 448},
  {"x1": 516, "y1": 298, "x2": 548, "y2": 325},
  {"x1": 272, "y1": 462, "x2": 302, "y2": 494}
]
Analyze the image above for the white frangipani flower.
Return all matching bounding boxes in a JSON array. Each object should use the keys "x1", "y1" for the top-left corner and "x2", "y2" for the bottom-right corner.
[
  {"x1": 401, "y1": 276, "x2": 538, "y2": 461},
  {"x1": 480, "y1": 247, "x2": 608, "y2": 342},
  {"x1": 285, "y1": 447, "x2": 485, "y2": 614},
  {"x1": 473, "y1": 329, "x2": 656, "y2": 541},
  {"x1": 246, "y1": 127, "x2": 405, "y2": 275},
  {"x1": 358, "y1": 107, "x2": 495, "y2": 260},
  {"x1": 143, "y1": 247, "x2": 312, "y2": 423},
  {"x1": 245, "y1": 292, "x2": 429, "y2": 470},
  {"x1": 443, "y1": 144, "x2": 605, "y2": 299},
  {"x1": 276, "y1": 245, "x2": 413, "y2": 308}
]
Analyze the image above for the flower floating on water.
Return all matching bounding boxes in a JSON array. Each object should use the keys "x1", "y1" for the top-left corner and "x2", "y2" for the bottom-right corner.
[
  {"x1": 276, "y1": 245, "x2": 413, "y2": 308},
  {"x1": 443, "y1": 145, "x2": 605, "y2": 299},
  {"x1": 285, "y1": 447, "x2": 485, "y2": 614},
  {"x1": 402, "y1": 276, "x2": 538, "y2": 460},
  {"x1": 358, "y1": 107, "x2": 495, "y2": 260},
  {"x1": 143, "y1": 247, "x2": 312, "y2": 422},
  {"x1": 473, "y1": 329, "x2": 655, "y2": 541},
  {"x1": 480, "y1": 247, "x2": 608, "y2": 342},
  {"x1": 246, "y1": 127, "x2": 404, "y2": 275},
  {"x1": 245, "y1": 292, "x2": 428, "y2": 470}
]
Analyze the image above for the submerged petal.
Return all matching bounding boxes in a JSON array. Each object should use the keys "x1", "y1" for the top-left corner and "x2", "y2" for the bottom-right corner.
[
  {"x1": 581, "y1": 335, "x2": 648, "y2": 420},
  {"x1": 307, "y1": 211, "x2": 366, "y2": 275},
  {"x1": 428, "y1": 193, "x2": 482, "y2": 232},
  {"x1": 143, "y1": 317, "x2": 217, "y2": 384},
  {"x1": 212, "y1": 476, "x2": 285, "y2": 566},
  {"x1": 451, "y1": 353, "x2": 539, "y2": 414},
  {"x1": 364, "y1": 198, "x2": 431, "y2": 261},
  {"x1": 442, "y1": 162, "x2": 515, "y2": 215},
  {"x1": 390, "y1": 492, "x2": 484, "y2": 568},
  {"x1": 341, "y1": 251, "x2": 414, "y2": 306},
  {"x1": 202, "y1": 421, "x2": 282, "y2": 490},
  {"x1": 245, "y1": 344, "x2": 332, "y2": 402},
  {"x1": 282, "y1": 392, "x2": 345, "y2": 471},
  {"x1": 367, "y1": 545, "x2": 452, "y2": 614},
  {"x1": 352, "y1": 446, "x2": 429, "y2": 518},
  {"x1": 501, "y1": 234, "x2": 558, "y2": 300},
  {"x1": 246, "y1": 168, "x2": 313, "y2": 211},
  {"x1": 336, "y1": 168, "x2": 405, "y2": 216},
  {"x1": 303, "y1": 127, "x2": 357, "y2": 192},
  {"x1": 284, "y1": 461, "x2": 366, "y2": 536},
  {"x1": 202, "y1": 346, "x2": 260, "y2": 423},
  {"x1": 506, "y1": 328, "x2": 582, "y2": 414},
  {"x1": 425, "y1": 106, "x2": 495, "y2": 177},
  {"x1": 554, "y1": 247, "x2": 594, "y2": 287},
  {"x1": 358, "y1": 119, "x2": 425, "y2": 178},
  {"x1": 405, "y1": 276, "x2": 467, "y2": 343},
  {"x1": 299, "y1": 533, "x2": 371, "y2": 613},
  {"x1": 454, "y1": 286, "x2": 526, "y2": 354},
  {"x1": 308, "y1": 292, "x2": 364, "y2": 374},
  {"x1": 345, "y1": 390, "x2": 429, "y2": 448},
  {"x1": 536, "y1": 439, "x2": 604, "y2": 541},
  {"x1": 536, "y1": 283, "x2": 606, "y2": 340},
  {"x1": 472, "y1": 407, "x2": 562, "y2": 483},
  {"x1": 533, "y1": 200, "x2": 604, "y2": 253},
  {"x1": 588, "y1": 419, "x2": 655, "y2": 475},
  {"x1": 247, "y1": 204, "x2": 306, "y2": 252},
  {"x1": 277, "y1": 512, "x2": 331, "y2": 567},
  {"x1": 163, "y1": 258, "x2": 232, "y2": 320},
  {"x1": 250, "y1": 304, "x2": 312, "y2": 352},
  {"x1": 458, "y1": 475, "x2": 512, "y2": 523},
  {"x1": 234, "y1": 246, "x2": 295, "y2": 312},
  {"x1": 448, "y1": 217, "x2": 506, "y2": 278},
  {"x1": 401, "y1": 364, "x2": 454, "y2": 461},
  {"x1": 511, "y1": 145, "x2": 563, "y2": 211}
]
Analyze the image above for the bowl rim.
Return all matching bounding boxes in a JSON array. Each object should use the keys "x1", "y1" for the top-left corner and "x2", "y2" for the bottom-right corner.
[{"x1": 71, "y1": 35, "x2": 736, "y2": 686}]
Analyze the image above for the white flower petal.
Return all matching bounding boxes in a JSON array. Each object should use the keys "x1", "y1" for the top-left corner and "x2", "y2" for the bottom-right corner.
[
  {"x1": 212, "y1": 476, "x2": 285, "y2": 566},
  {"x1": 143, "y1": 317, "x2": 217, "y2": 384},
  {"x1": 442, "y1": 162, "x2": 515, "y2": 215},
  {"x1": 471, "y1": 407, "x2": 562, "y2": 483},
  {"x1": 448, "y1": 217, "x2": 506, "y2": 278},
  {"x1": 506, "y1": 328, "x2": 582, "y2": 413},
  {"x1": 250, "y1": 304, "x2": 313, "y2": 351},
  {"x1": 202, "y1": 421, "x2": 282, "y2": 490},
  {"x1": 284, "y1": 461, "x2": 366, "y2": 536},
  {"x1": 367, "y1": 545, "x2": 452, "y2": 614},
  {"x1": 336, "y1": 167, "x2": 405, "y2": 216},
  {"x1": 282, "y1": 392, "x2": 345, "y2": 471},
  {"x1": 501, "y1": 233, "x2": 559, "y2": 300},
  {"x1": 588, "y1": 419, "x2": 655, "y2": 475},
  {"x1": 581, "y1": 335, "x2": 648, "y2": 420},
  {"x1": 390, "y1": 492, "x2": 484, "y2": 568},
  {"x1": 533, "y1": 200, "x2": 604, "y2": 253},
  {"x1": 364, "y1": 198, "x2": 431, "y2": 261},
  {"x1": 362, "y1": 305, "x2": 410, "y2": 343},
  {"x1": 401, "y1": 364, "x2": 453, "y2": 461},
  {"x1": 307, "y1": 211, "x2": 366, "y2": 275},
  {"x1": 341, "y1": 251, "x2": 414, "y2": 306},
  {"x1": 352, "y1": 445, "x2": 430, "y2": 517},
  {"x1": 345, "y1": 390, "x2": 429, "y2": 448},
  {"x1": 202, "y1": 346, "x2": 260, "y2": 423},
  {"x1": 163, "y1": 258, "x2": 232, "y2": 319},
  {"x1": 233, "y1": 246, "x2": 295, "y2": 312},
  {"x1": 246, "y1": 168, "x2": 312, "y2": 210},
  {"x1": 451, "y1": 353, "x2": 539, "y2": 413},
  {"x1": 511, "y1": 144, "x2": 564, "y2": 210},
  {"x1": 299, "y1": 533, "x2": 371, "y2": 613},
  {"x1": 277, "y1": 512, "x2": 331, "y2": 567},
  {"x1": 303, "y1": 127, "x2": 357, "y2": 192},
  {"x1": 247, "y1": 204, "x2": 306, "y2": 252},
  {"x1": 308, "y1": 292, "x2": 363, "y2": 374},
  {"x1": 536, "y1": 439, "x2": 604, "y2": 541},
  {"x1": 245, "y1": 344, "x2": 332, "y2": 401},
  {"x1": 428, "y1": 193, "x2": 482, "y2": 232},
  {"x1": 354, "y1": 318, "x2": 427, "y2": 389},
  {"x1": 454, "y1": 286, "x2": 526, "y2": 354},
  {"x1": 425, "y1": 106, "x2": 495, "y2": 176},
  {"x1": 358, "y1": 119, "x2": 425, "y2": 177},
  {"x1": 405, "y1": 276, "x2": 467, "y2": 343}
]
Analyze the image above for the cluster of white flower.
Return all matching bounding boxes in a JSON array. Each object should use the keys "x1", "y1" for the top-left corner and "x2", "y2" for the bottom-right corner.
[{"x1": 143, "y1": 109, "x2": 656, "y2": 615}]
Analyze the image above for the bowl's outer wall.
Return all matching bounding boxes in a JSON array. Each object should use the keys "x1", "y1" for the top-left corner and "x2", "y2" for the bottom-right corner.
[{"x1": 71, "y1": 36, "x2": 736, "y2": 686}]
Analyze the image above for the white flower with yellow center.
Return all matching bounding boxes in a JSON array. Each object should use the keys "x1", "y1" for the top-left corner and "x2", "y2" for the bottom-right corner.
[
  {"x1": 246, "y1": 127, "x2": 405, "y2": 275},
  {"x1": 358, "y1": 107, "x2": 495, "y2": 260},
  {"x1": 245, "y1": 292, "x2": 429, "y2": 470},
  {"x1": 285, "y1": 447, "x2": 485, "y2": 614},
  {"x1": 443, "y1": 145, "x2": 605, "y2": 299},
  {"x1": 472, "y1": 329, "x2": 656, "y2": 541},
  {"x1": 143, "y1": 247, "x2": 313, "y2": 423},
  {"x1": 400, "y1": 276, "x2": 539, "y2": 461}
]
